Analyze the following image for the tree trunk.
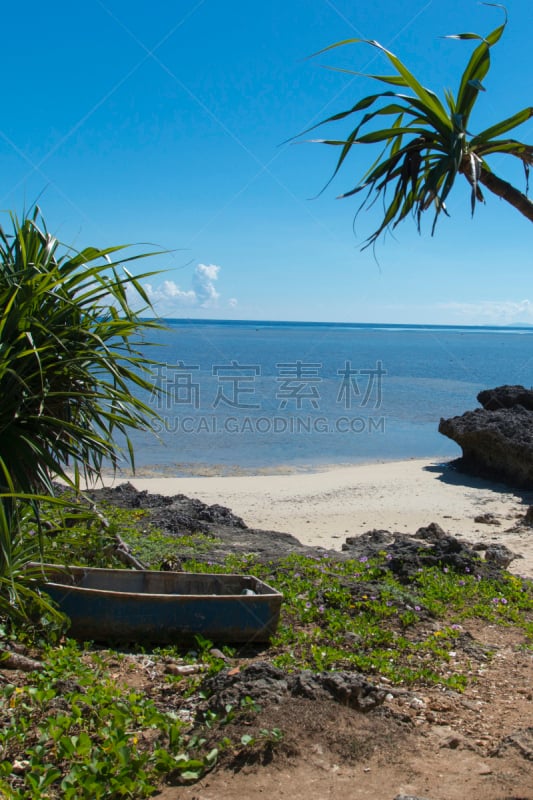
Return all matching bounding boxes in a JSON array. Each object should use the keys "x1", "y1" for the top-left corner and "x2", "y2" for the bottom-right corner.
[{"x1": 478, "y1": 166, "x2": 533, "y2": 223}]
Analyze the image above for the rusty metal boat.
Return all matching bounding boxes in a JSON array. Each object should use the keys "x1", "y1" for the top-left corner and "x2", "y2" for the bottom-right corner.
[{"x1": 32, "y1": 563, "x2": 282, "y2": 644}]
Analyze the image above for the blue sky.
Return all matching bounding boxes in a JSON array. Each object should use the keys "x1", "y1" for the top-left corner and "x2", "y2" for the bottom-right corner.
[{"x1": 2, "y1": 0, "x2": 532, "y2": 325}]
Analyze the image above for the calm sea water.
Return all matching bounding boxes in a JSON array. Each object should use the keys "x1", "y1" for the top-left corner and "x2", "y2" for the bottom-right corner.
[{"x1": 121, "y1": 319, "x2": 533, "y2": 476}]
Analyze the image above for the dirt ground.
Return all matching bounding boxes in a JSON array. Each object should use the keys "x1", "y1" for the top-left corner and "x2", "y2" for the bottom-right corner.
[
  {"x1": 154, "y1": 620, "x2": 532, "y2": 800},
  {"x1": 3, "y1": 618, "x2": 531, "y2": 800}
]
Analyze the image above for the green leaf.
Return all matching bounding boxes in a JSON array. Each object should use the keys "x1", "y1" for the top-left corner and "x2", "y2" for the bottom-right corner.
[
  {"x1": 454, "y1": 8, "x2": 507, "y2": 121},
  {"x1": 356, "y1": 126, "x2": 431, "y2": 145},
  {"x1": 473, "y1": 139, "x2": 533, "y2": 160},
  {"x1": 364, "y1": 41, "x2": 450, "y2": 130},
  {"x1": 313, "y1": 37, "x2": 451, "y2": 132},
  {"x1": 471, "y1": 108, "x2": 533, "y2": 144},
  {"x1": 180, "y1": 770, "x2": 203, "y2": 781}
]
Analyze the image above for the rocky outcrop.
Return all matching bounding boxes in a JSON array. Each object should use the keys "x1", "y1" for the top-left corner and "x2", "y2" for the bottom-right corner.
[
  {"x1": 478, "y1": 384, "x2": 533, "y2": 411},
  {"x1": 199, "y1": 661, "x2": 387, "y2": 715},
  {"x1": 341, "y1": 523, "x2": 511, "y2": 581},
  {"x1": 86, "y1": 482, "x2": 335, "y2": 564},
  {"x1": 438, "y1": 385, "x2": 533, "y2": 489}
]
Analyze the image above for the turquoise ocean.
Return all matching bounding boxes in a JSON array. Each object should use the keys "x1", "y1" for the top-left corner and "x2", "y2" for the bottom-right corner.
[{"x1": 123, "y1": 319, "x2": 533, "y2": 476}]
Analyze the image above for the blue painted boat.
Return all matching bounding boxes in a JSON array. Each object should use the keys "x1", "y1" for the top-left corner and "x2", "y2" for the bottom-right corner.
[{"x1": 32, "y1": 563, "x2": 282, "y2": 644}]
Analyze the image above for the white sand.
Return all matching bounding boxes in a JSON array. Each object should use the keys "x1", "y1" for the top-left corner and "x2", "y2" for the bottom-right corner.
[{"x1": 102, "y1": 458, "x2": 533, "y2": 576}]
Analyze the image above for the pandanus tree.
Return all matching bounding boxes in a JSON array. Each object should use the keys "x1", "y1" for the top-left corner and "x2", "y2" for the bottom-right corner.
[
  {"x1": 0, "y1": 209, "x2": 162, "y2": 502},
  {"x1": 303, "y1": 5, "x2": 533, "y2": 248},
  {"x1": 0, "y1": 208, "x2": 162, "y2": 623}
]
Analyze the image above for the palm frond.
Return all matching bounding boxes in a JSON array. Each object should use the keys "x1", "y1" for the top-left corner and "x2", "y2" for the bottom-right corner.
[
  {"x1": 299, "y1": 5, "x2": 533, "y2": 245},
  {"x1": 471, "y1": 108, "x2": 533, "y2": 145}
]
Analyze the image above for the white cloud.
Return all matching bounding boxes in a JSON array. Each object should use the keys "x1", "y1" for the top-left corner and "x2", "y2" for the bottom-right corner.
[
  {"x1": 144, "y1": 279, "x2": 196, "y2": 306},
  {"x1": 228, "y1": 297, "x2": 238, "y2": 308},
  {"x1": 144, "y1": 263, "x2": 229, "y2": 315},
  {"x1": 192, "y1": 263, "x2": 220, "y2": 307}
]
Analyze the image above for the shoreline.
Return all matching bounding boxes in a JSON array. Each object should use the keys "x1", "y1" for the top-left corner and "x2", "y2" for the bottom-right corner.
[
  {"x1": 106, "y1": 453, "x2": 458, "y2": 479},
  {"x1": 96, "y1": 458, "x2": 533, "y2": 576}
]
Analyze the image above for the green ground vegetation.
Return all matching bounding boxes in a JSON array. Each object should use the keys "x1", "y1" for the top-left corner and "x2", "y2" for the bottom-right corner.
[{"x1": 1, "y1": 501, "x2": 532, "y2": 798}]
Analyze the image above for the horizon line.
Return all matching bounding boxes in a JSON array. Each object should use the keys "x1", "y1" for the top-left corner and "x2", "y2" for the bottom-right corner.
[{"x1": 140, "y1": 316, "x2": 533, "y2": 331}]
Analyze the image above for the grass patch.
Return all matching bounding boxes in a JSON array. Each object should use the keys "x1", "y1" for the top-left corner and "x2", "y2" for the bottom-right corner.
[
  {"x1": 39, "y1": 499, "x2": 221, "y2": 569},
  {"x1": 180, "y1": 551, "x2": 533, "y2": 688}
]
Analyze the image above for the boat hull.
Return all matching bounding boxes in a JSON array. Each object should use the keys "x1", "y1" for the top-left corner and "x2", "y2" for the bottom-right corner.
[{"x1": 31, "y1": 564, "x2": 282, "y2": 644}]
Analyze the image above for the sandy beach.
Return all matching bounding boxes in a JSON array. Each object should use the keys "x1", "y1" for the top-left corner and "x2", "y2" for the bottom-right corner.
[{"x1": 105, "y1": 458, "x2": 533, "y2": 577}]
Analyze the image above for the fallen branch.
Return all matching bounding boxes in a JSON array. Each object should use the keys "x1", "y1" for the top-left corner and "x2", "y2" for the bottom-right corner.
[
  {"x1": 0, "y1": 649, "x2": 43, "y2": 672},
  {"x1": 111, "y1": 534, "x2": 147, "y2": 570},
  {"x1": 95, "y1": 506, "x2": 147, "y2": 570}
]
